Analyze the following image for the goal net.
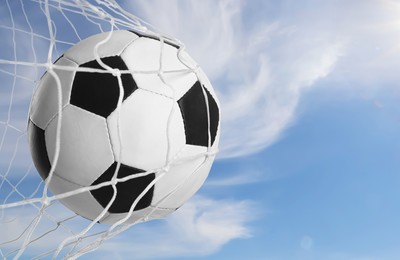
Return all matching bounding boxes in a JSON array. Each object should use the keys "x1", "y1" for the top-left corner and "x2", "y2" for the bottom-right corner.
[{"x1": 0, "y1": 0, "x2": 218, "y2": 259}]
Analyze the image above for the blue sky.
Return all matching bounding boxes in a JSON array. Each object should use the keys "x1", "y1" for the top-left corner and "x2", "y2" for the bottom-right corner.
[{"x1": 1, "y1": 0, "x2": 400, "y2": 259}]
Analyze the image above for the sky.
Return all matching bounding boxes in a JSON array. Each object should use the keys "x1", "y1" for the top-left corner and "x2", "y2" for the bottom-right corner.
[{"x1": 1, "y1": 0, "x2": 400, "y2": 259}]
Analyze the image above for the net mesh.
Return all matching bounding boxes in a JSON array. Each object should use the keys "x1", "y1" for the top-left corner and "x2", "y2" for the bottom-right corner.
[{"x1": 0, "y1": 0, "x2": 217, "y2": 259}]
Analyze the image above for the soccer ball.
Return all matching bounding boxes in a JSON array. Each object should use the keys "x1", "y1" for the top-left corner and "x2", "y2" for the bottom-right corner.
[{"x1": 28, "y1": 30, "x2": 220, "y2": 224}]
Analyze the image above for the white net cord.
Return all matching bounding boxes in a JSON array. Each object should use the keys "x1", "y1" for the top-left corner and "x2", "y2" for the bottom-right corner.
[{"x1": 0, "y1": 0, "x2": 218, "y2": 259}]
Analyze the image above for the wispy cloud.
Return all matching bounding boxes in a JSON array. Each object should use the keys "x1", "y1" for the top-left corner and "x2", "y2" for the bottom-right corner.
[
  {"x1": 1, "y1": 193, "x2": 259, "y2": 259},
  {"x1": 0, "y1": 26, "x2": 49, "y2": 174},
  {"x1": 130, "y1": 0, "x2": 346, "y2": 159},
  {"x1": 95, "y1": 196, "x2": 258, "y2": 259},
  {"x1": 0, "y1": 2, "x2": 263, "y2": 259},
  {"x1": 205, "y1": 170, "x2": 270, "y2": 187},
  {"x1": 0, "y1": 202, "x2": 85, "y2": 258}
]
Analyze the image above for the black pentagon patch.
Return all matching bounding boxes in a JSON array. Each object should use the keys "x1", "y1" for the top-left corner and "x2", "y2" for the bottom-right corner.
[
  {"x1": 28, "y1": 120, "x2": 51, "y2": 180},
  {"x1": 204, "y1": 86, "x2": 219, "y2": 146},
  {"x1": 71, "y1": 56, "x2": 137, "y2": 118},
  {"x1": 90, "y1": 162, "x2": 155, "y2": 214},
  {"x1": 128, "y1": 30, "x2": 180, "y2": 49},
  {"x1": 178, "y1": 81, "x2": 219, "y2": 147}
]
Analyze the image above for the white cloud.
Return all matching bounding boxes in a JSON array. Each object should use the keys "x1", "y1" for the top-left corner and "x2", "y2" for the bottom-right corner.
[
  {"x1": 2, "y1": 0, "x2": 400, "y2": 166},
  {"x1": 95, "y1": 196, "x2": 258, "y2": 259},
  {"x1": 129, "y1": 0, "x2": 400, "y2": 159},
  {"x1": 0, "y1": 202, "x2": 84, "y2": 258},
  {"x1": 129, "y1": 0, "x2": 346, "y2": 159},
  {"x1": 1, "y1": 195, "x2": 258, "y2": 259},
  {"x1": 205, "y1": 170, "x2": 270, "y2": 187},
  {"x1": 0, "y1": 1, "x2": 76, "y2": 173},
  {"x1": 300, "y1": 235, "x2": 314, "y2": 251},
  {"x1": 8, "y1": 0, "x2": 398, "y2": 165},
  {"x1": 0, "y1": 3, "x2": 261, "y2": 259}
]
